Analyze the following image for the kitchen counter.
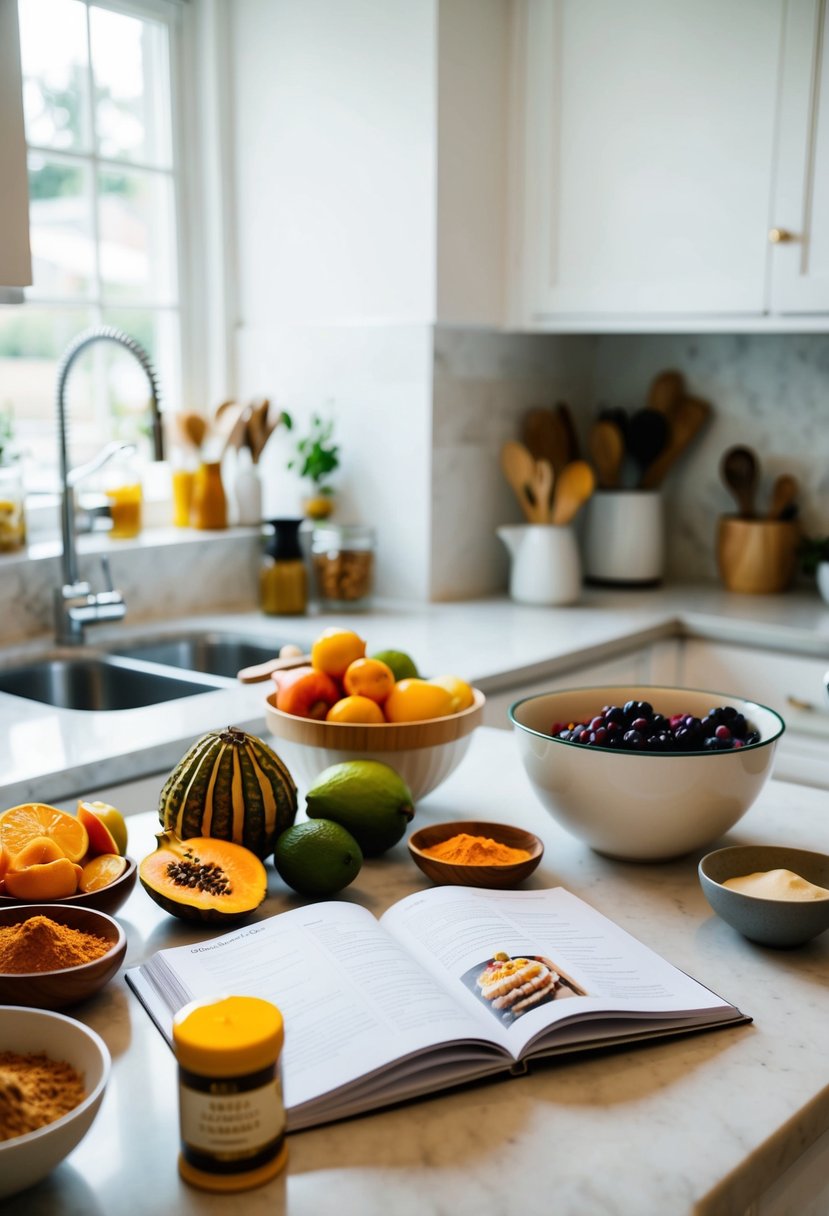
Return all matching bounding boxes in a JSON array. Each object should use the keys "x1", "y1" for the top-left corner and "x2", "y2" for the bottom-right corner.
[
  {"x1": 2, "y1": 584, "x2": 829, "y2": 807},
  {"x1": 6, "y1": 726, "x2": 828, "y2": 1216}
]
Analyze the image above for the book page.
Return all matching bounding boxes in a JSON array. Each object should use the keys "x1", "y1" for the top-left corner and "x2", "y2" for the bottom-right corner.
[
  {"x1": 380, "y1": 886, "x2": 737, "y2": 1058},
  {"x1": 128, "y1": 901, "x2": 501, "y2": 1114}
]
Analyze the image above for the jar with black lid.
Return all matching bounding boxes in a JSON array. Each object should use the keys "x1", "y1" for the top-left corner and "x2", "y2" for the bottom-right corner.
[
  {"x1": 259, "y1": 518, "x2": 307, "y2": 615},
  {"x1": 311, "y1": 523, "x2": 375, "y2": 610}
]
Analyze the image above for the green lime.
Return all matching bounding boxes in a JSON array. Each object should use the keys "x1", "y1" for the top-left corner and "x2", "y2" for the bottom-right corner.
[
  {"x1": 273, "y1": 820, "x2": 362, "y2": 896},
  {"x1": 305, "y1": 760, "x2": 415, "y2": 856},
  {"x1": 369, "y1": 649, "x2": 419, "y2": 682}
]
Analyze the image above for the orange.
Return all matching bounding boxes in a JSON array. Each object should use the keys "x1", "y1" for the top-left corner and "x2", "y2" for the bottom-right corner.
[
  {"x1": 342, "y1": 657, "x2": 395, "y2": 704},
  {"x1": 0, "y1": 803, "x2": 89, "y2": 864},
  {"x1": 428, "y1": 675, "x2": 475, "y2": 714},
  {"x1": 4, "y1": 857, "x2": 82, "y2": 901},
  {"x1": 10, "y1": 836, "x2": 65, "y2": 868},
  {"x1": 384, "y1": 678, "x2": 454, "y2": 723},
  {"x1": 80, "y1": 853, "x2": 128, "y2": 893},
  {"x1": 311, "y1": 627, "x2": 367, "y2": 680},
  {"x1": 326, "y1": 695, "x2": 386, "y2": 724}
]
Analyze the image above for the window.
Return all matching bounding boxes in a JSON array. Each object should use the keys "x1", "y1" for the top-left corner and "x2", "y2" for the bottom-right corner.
[{"x1": 0, "y1": 0, "x2": 185, "y2": 482}]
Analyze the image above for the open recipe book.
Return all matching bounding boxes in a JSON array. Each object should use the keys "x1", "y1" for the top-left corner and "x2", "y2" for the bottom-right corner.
[{"x1": 126, "y1": 886, "x2": 749, "y2": 1131}]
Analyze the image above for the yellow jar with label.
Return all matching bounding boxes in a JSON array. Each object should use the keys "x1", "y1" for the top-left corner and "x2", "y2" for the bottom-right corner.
[{"x1": 173, "y1": 994, "x2": 287, "y2": 1192}]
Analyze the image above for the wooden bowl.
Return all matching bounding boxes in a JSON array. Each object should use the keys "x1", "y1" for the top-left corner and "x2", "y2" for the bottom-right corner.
[
  {"x1": 0, "y1": 903, "x2": 127, "y2": 1010},
  {"x1": 0, "y1": 857, "x2": 137, "y2": 916},
  {"x1": 265, "y1": 689, "x2": 485, "y2": 800},
  {"x1": 408, "y1": 820, "x2": 543, "y2": 889}
]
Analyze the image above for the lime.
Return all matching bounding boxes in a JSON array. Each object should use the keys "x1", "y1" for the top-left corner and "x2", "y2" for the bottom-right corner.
[
  {"x1": 369, "y1": 649, "x2": 419, "y2": 681},
  {"x1": 305, "y1": 760, "x2": 414, "y2": 856},
  {"x1": 273, "y1": 819, "x2": 362, "y2": 896}
]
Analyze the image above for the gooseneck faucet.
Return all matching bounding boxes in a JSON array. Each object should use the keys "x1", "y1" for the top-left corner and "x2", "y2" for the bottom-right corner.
[{"x1": 54, "y1": 325, "x2": 165, "y2": 644}]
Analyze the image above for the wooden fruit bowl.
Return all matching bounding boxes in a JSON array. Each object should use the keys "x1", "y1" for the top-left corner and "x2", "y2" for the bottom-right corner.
[
  {"x1": 408, "y1": 820, "x2": 543, "y2": 889},
  {"x1": 0, "y1": 857, "x2": 137, "y2": 917},
  {"x1": 0, "y1": 903, "x2": 127, "y2": 1010}
]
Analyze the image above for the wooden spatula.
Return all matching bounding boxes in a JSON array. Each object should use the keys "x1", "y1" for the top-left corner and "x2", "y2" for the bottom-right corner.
[
  {"x1": 551, "y1": 460, "x2": 595, "y2": 525},
  {"x1": 237, "y1": 652, "x2": 312, "y2": 684},
  {"x1": 640, "y1": 396, "x2": 711, "y2": 489},
  {"x1": 767, "y1": 472, "x2": 799, "y2": 520}
]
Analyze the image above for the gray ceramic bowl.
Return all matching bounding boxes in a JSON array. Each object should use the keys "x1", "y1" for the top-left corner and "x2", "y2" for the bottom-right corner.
[{"x1": 698, "y1": 845, "x2": 829, "y2": 948}]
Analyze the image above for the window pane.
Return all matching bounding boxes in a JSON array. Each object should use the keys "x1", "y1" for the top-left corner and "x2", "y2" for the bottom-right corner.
[
  {"x1": 98, "y1": 168, "x2": 177, "y2": 305},
  {"x1": 27, "y1": 154, "x2": 95, "y2": 298},
  {"x1": 18, "y1": 0, "x2": 91, "y2": 153},
  {"x1": 90, "y1": 6, "x2": 172, "y2": 168}
]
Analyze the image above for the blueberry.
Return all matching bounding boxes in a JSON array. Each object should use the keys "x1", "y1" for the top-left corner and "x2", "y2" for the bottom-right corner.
[{"x1": 623, "y1": 729, "x2": 644, "y2": 749}]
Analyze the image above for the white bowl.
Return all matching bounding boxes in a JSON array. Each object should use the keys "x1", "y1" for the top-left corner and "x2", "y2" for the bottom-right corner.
[
  {"x1": 265, "y1": 689, "x2": 485, "y2": 800},
  {"x1": 0, "y1": 1006, "x2": 110, "y2": 1199},
  {"x1": 510, "y1": 686, "x2": 784, "y2": 862}
]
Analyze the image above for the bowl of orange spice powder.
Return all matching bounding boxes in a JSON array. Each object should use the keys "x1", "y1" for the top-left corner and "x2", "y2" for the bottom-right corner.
[
  {"x1": 0, "y1": 904, "x2": 126, "y2": 1010},
  {"x1": 408, "y1": 820, "x2": 544, "y2": 889}
]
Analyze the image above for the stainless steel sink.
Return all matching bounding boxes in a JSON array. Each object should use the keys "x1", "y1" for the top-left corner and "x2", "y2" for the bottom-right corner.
[
  {"x1": 0, "y1": 655, "x2": 226, "y2": 711},
  {"x1": 108, "y1": 631, "x2": 295, "y2": 679}
]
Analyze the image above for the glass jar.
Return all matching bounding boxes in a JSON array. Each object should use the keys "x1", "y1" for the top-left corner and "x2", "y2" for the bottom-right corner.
[
  {"x1": 311, "y1": 523, "x2": 375, "y2": 609},
  {"x1": 0, "y1": 462, "x2": 26, "y2": 552},
  {"x1": 192, "y1": 461, "x2": 228, "y2": 530},
  {"x1": 104, "y1": 455, "x2": 143, "y2": 539},
  {"x1": 260, "y1": 518, "x2": 307, "y2": 615}
]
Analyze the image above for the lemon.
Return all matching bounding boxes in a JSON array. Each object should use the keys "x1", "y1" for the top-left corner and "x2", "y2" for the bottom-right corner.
[
  {"x1": 311, "y1": 627, "x2": 367, "y2": 680},
  {"x1": 273, "y1": 820, "x2": 363, "y2": 896},
  {"x1": 384, "y1": 678, "x2": 453, "y2": 723},
  {"x1": 369, "y1": 649, "x2": 419, "y2": 681},
  {"x1": 428, "y1": 675, "x2": 475, "y2": 714},
  {"x1": 305, "y1": 760, "x2": 415, "y2": 856}
]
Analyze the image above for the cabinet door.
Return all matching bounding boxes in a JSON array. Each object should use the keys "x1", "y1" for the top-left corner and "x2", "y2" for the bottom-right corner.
[
  {"x1": 513, "y1": 0, "x2": 784, "y2": 320},
  {"x1": 0, "y1": 0, "x2": 32, "y2": 292},
  {"x1": 769, "y1": 0, "x2": 829, "y2": 312}
]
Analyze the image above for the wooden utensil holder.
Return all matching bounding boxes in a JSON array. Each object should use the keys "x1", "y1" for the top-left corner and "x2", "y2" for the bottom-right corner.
[{"x1": 716, "y1": 516, "x2": 800, "y2": 594}]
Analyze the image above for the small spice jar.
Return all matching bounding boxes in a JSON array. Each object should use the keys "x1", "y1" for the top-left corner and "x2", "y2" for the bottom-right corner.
[
  {"x1": 311, "y1": 523, "x2": 375, "y2": 609},
  {"x1": 173, "y1": 994, "x2": 287, "y2": 1192},
  {"x1": 260, "y1": 518, "x2": 307, "y2": 615},
  {"x1": 191, "y1": 460, "x2": 228, "y2": 530}
]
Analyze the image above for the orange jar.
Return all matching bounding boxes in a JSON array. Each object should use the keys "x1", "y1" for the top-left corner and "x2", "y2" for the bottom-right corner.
[{"x1": 192, "y1": 461, "x2": 227, "y2": 530}]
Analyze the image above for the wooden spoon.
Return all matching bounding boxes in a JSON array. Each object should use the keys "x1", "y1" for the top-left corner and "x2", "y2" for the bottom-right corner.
[
  {"x1": 523, "y1": 408, "x2": 570, "y2": 478},
  {"x1": 647, "y1": 370, "x2": 686, "y2": 416},
  {"x1": 555, "y1": 401, "x2": 580, "y2": 464},
  {"x1": 626, "y1": 409, "x2": 669, "y2": 487},
  {"x1": 588, "y1": 419, "x2": 625, "y2": 489},
  {"x1": 551, "y1": 460, "x2": 595, "y2": 525},
  {"x1": 500, "y1": 440, "x2": 540, "y2": 522},
  {"x1": 719, "y1": 444, "x2": 760, "y2": 517},
  {"x1": 640, "y1": 396, "x2": 712, "y2": 490},
  {"x1": 237, "y1": 652, "x2": 313, "y2": 684},
  {"x1": 176, "y1": 411, "x2": 207, "y2": 452},
  {"x1": 531, "y1": 458, "x2": 555, "y2": 521},
  {"x1": 767, "y1": 472, "x2": 799, "y2": 520}
]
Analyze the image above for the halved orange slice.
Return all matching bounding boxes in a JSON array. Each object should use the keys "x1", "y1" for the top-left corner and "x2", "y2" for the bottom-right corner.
[
  {"x1": 79, "y1": 853, "x2": 128, "y2": 893},
  {"x1": 0, "y1": 803, "x2": 89, "y2": 864},
  {"x1": 4, "y1": 857, "x2": 82, "y2": 901}
]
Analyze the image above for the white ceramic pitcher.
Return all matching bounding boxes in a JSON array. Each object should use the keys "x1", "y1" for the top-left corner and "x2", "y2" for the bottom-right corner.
[{"x1": 497, "y1": 524, "x2": 582, "y2": 606}]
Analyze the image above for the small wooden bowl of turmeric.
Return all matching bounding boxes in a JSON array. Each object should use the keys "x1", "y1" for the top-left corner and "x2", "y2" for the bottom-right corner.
[
  {"x1": 408, "y1": 820, "x2": 544, "y2": 889},
  {"x1": 0, "y1": 904, "x2": 127, "y2": 1011}
]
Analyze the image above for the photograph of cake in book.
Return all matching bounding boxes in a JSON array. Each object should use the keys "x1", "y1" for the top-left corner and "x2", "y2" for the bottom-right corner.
[{"x1": 466, "y1": 951, "x2": 587, "y2": 1023}]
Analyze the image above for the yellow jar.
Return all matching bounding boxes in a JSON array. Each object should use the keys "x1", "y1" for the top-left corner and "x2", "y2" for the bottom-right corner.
[
  {"x1": 260, "y1": 518, "x2": 307, "y2": 615},
  {"x1": 192, "y1": 461, "x2": 227, "y2": 530},
  {"x1": 172, "y1": 466, "x2": 196, "y2": 527},
  {"x1": 173, "y1": 995, "x2": 287, "y2": 1192}
]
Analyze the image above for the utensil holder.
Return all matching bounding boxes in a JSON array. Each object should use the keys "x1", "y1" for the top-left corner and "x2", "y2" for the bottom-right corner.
[
  {"x1": 716, "y1": 516, "x2": 800, "y2": 594},
  {"x1": 583, "y1": 490, "x2": 664, "y2": 587},
  {"x1": 496, "y1": 524, "x2": 581, "y2": 606}
]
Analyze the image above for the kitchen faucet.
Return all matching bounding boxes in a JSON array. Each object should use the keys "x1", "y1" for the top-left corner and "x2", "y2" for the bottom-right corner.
[{"x1": 54, "y1": 325, "x2": 165, "y2": 644}]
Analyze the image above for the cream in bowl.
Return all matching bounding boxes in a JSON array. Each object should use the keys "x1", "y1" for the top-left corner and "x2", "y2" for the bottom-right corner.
[{"x1": 699, "y1": 845, "x2": 829, "y2": 948}]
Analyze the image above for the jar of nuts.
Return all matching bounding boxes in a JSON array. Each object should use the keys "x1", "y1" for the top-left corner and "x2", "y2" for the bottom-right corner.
[{"x1": 311, "y1": 523, "x2": 375, "y2": 610}]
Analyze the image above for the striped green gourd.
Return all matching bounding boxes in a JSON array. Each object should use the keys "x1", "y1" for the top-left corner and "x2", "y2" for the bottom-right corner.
[{"x1": 158, "y1": 726, "x2": 297, "y2": 859}]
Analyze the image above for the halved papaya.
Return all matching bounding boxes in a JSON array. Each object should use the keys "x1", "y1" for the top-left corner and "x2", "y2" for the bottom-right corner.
[{"x1": 139, "y1": 831, "x2": 267, "y2": 925}]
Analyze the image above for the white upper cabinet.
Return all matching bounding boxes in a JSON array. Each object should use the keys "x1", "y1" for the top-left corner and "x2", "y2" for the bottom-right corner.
[
  {"x1": 769, "y1": 0, "x2": 829, "y2": 313},
  {"x1": 0, "y1": 0, "x2": 32, "y2": 293},
  {"x1": 511, "y1": 0, "x2": 829, "y2": 325}
]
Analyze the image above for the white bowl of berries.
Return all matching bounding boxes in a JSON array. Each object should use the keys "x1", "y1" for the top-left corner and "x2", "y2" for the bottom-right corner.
[{"x1": 509, "y1": 686, "x2": 785, "y2": 862}]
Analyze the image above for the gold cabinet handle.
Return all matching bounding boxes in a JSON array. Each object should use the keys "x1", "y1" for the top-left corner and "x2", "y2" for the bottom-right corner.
[{"x1": 768, "y1": 227, "x2": 797, "y2": 244}]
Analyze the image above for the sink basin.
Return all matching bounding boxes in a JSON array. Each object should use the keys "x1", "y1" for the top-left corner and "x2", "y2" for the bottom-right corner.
[
  {"x1": 0, "y1": 656, "x2": 225, "y2": 712},
  {"x1": 109, "y1": 631, "x2": 298, "y2": 679}
]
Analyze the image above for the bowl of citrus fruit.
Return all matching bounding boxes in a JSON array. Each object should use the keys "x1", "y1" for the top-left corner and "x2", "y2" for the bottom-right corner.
[
  {"x1": 0, "y1": 800, "x2": 136, "y2": 916},
  {"x1": 264, "y1": 627, "x2": 485, "y2": 800}
]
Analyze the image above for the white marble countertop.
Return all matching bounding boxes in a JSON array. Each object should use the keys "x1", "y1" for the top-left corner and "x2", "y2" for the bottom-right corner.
[
  {"x1": 2, "y1": 583, "x2": 829, "y2": 807},
  {"x1": 5, "y1": 726, "x2": 828, "y2": 1216}
]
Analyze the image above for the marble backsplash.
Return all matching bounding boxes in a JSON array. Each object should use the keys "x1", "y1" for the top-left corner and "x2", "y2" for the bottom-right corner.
[{"x1": 431, "y1": 329, "x2": 829, "y2": 598}]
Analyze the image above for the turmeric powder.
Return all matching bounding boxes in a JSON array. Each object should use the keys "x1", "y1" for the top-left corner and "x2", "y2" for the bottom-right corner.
[
  {"x1": 0, "y1": 915, "x2": 111, "y2": 974},
  {"x1": 423, "y1": 833, "x2": 531, "y2": 866},
  {"x1": 0, "y1": 1052, "x2": 85, "y2": 1140}
]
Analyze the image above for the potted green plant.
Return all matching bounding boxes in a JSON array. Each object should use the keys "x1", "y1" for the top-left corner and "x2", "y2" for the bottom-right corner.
[
  {"x1": 799, "y1": 535, "x2": 829, "y2": 605},
  {"x1": 286, "y1": 412, "x2": 340, "y2": 519}
]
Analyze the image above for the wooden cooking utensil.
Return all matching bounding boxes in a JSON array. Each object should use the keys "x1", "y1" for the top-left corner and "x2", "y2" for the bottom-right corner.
[
  {"x1": 550, "y1": 460, "x2": 595, "y2": 525},
  {"x1": 500, "y1": 441, "x2": 540, "y2": 522},
  {"x1": 626, "y1": 409, "x2": 669, "y2": 487},
  {"x1": 177, "y1": 411, "x2": 207, "y2": 452},
  {"x1": 246, "y1": 398, "x2": 271, "y2": 464},
  {"x1": 647, "y1": 370, "x2": 686, "y2": 416},
  {"x1": 719, "y1": 444, "x2": 760, "y2": 518},
  {"x1": 640, "y1": 396, "x2": 712, "y2": 490},
  {"x1": 554, "y1": 401, "x2": 580, "y2": 463},
  {"x1": 523, "y1": 408, "x2": 570, "y2": 478},
  {"x1": 767, "y1": 472, "x2": 799, "y2": 520},
  {"x1": 531, "y1": 458, "x2": 555, "y2": 521},
  {"x1": 237, "y1": 652, "x2": 312, "y2": 684},
  {"x1": 588, "y1": 419, "x2": 625, "y2": 489}
]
